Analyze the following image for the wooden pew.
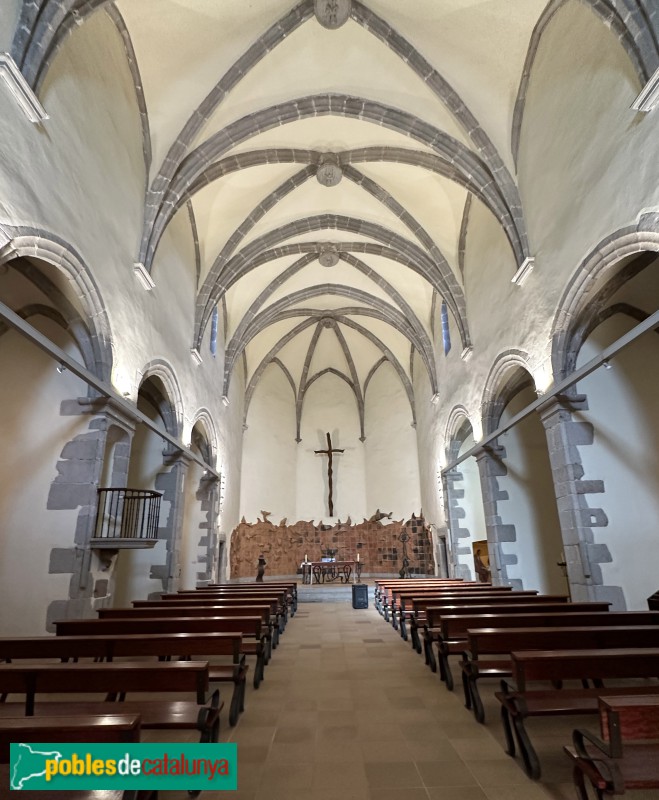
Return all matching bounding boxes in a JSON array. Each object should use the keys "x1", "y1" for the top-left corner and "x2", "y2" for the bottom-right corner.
[
  {"x1": 397, "y1": 589, "x2": 547, "y2": 643},
  {"x1": 201, "y1": 582, "x2": 298, "y2": 613},
  {"x1": 0, "y1": 714, "x2": 152, "y2": 800},
  {"x1": 495, "y1": 648, "x2": 659, "y2": 779},
  {"x1": 564, "y1": 694, "x2": 659, "y2": 796},
  {"x1": 396, "y1": 587, "x2": 522, "y2": 635},
  {"x1": 417, "y1": 599, "x2": 596, "y2": 664},
  {"x1": 388, "y1": 586, "x2": 514, "y2": 627},
  {"x1": 54, "y1": 616, "x2": 267, "y2": 688},
  {"x1": 101, "y1": 603, "x2": 278, "y2": 655},
  {"x1": 0, "y1": 632, "x2": 247, "y2": 726},
  {"x1": 0, "y1": 661, "x2": 221, "y2": 742},
  {"x1": 167, "y1": 591, "x2": 289, "y2": 632},
  {"x1": 462, "y1": 624, "x2": 659, "y2": 723},
  {"x1": 375, "y1": 581, "x2": 472, "y2": 618},
  {"x1": 428, "y1": 604, "x2": 611, "y2": 685},
  {"x1": 415, "y1": 594, "x2": 569, "y2": 643},
  {"x1": 374, "y1": 580, "x2": 466, "y2": 614}
]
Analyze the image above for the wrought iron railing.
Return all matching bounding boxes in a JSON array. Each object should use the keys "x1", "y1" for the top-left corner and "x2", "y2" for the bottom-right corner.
[{"x1": 93, "y1": 488, "x2": 161, "y2": 542}]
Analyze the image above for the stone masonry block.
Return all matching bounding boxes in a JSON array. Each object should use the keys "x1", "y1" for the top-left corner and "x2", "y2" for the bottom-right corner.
[
  {"x1": 47, "y1": 483, "x2": 96, "y2": 510},
  {"x1": 565, "y1": 421, "x2": 594, "y2": 446},
  {"x1": 494, "y1": 524, "x2": 517, "y2": 543},
  {"x1": 586, "y1": 543, "x2": 613, "y2": 564},
  {"x1": 49, "y1": 548, "x2": 78, "y2": 574},
  {"x1": 579, "y1": 508, "x2": 608, "y2": 528},
  {"x1": 591, "y1": 584, "x2": 626, "y2": 611},
  {"x1": 575, "y1": 480, "x2": 605, "y2": 494}
]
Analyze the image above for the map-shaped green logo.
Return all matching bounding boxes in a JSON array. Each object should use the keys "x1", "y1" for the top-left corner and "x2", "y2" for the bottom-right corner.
[{"x1": 11, "y1": 743, "x2": 63, "y2": 789}]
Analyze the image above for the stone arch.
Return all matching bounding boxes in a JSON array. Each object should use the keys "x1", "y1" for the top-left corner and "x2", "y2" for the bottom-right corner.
[
  {"x1": 444, "y1": 404, "x2": 473, "y2": 462},
  {"x1": 480, "y1": 349, "x2": 536, "y2": 435},
  {"x1": 550, "y1": 213, "x2": 659, "y2": 379},
  {"x1": 0, "y1": 226, "x2": 113, "y2": 381},
  {"x1": 190, "y1": 408, "x2": 219, "y2": 468},
  {"x1": 137, "y1": 359, "x2": 184, "y2": 438}
]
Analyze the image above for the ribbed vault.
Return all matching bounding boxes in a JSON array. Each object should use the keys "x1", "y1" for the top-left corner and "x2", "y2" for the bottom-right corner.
[{"x1": 10, "y1": 0, "x2": 658, "y2": 439}]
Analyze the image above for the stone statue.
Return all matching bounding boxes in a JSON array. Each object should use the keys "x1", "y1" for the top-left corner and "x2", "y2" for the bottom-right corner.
[{"x1": 256, "y1": 553, "x2": 267, "y2": 583}]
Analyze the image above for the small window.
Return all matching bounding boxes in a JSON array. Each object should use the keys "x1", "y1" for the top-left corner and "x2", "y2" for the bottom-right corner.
[
  {"x1": 210, "y1": 305, "x2": 219, "y2": 358},
  {"x1": 440, "y1": 301, "x2": 451, "y2": 355}
]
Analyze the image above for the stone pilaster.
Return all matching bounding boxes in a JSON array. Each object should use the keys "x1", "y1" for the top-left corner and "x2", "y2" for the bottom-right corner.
[
  {"x1": 538, "y1": 394, "x2": 625, "y2": 608},
  {"x1": 474, "y1": 446, "x2": 522, "y2": 588},
  {"x1": 196, "y1": 475, "x2": 220, "y2": 584},
  {"x1": 46, "y1": 398, "x2": 137, "y2": 629},
  {"x1": 148, "y1": 448, "x2": 193, "y2": 597},
  {"x1": 443, "y1": 468, "x2": 473, "y2": 581}
]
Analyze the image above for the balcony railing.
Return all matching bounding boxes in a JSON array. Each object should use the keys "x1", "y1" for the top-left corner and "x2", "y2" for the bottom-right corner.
[{"x1": 91, "y1": 488, "x2": 162, "y2": 548}]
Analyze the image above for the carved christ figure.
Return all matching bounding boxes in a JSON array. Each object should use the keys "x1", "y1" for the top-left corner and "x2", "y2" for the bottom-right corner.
[{"x1": 314, "y1": 432, "x2": 344, "y2": 517}]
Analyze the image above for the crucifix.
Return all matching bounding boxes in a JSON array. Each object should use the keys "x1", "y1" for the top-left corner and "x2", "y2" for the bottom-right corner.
[{"x1": 314, "y1": 432, "x2": 344, "y2": 517}]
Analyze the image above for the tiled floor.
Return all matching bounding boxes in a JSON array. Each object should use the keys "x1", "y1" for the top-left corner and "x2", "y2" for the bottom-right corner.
[{"x1": 163, "y1": 600, "x2": 657, "y2": 799}]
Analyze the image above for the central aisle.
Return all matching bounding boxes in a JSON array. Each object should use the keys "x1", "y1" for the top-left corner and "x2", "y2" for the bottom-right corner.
[{"x1": 197, "y1": 599, "x2": 586, "y2": 799}]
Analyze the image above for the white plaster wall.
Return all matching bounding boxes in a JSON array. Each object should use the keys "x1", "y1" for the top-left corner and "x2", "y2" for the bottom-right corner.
[
  {"x1": 0, "y1": 321, "x2": 88, "y2": 635},
  {"x1": 0, "y1": 3, "x2": 20, "y2": 52},
  {"x1": 413, "y1": 351, "x2": 444, "y2": 529},
  {"x1": 364, "y1": 362, "x2": 420, "y2": 519},
  {"x1": 498, "y1": 388, "x2": 566, "y2": 594},
  {"x1": 297, "y1": 377, "x2": 366, "y2": 523},
  {"x1": 576, "y1": 316, "x2": 659, "y2": 611},
  {"x1": 240, "y1": 364, "x2": 297, "y2": 523}
]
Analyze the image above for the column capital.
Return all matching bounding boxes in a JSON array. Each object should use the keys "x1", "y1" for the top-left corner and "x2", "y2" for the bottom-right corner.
[{"x1": 537, "y1": 391, "x2": 588, "y2": 422}]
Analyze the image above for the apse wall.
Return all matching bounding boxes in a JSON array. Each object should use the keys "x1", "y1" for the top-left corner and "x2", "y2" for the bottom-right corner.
[{"x1": 240, "y1": 365, "x2": 421, "y2": 524}]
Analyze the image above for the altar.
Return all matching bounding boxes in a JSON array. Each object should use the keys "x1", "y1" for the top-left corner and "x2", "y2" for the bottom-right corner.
[{"x1": 302, "y1": 560, "x2": 361, "y2": 584}]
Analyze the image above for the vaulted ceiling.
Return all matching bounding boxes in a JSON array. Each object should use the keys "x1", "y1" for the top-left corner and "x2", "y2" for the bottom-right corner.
[{"x1": 11, "y1": 0, "x2": 657, "y2": 435}]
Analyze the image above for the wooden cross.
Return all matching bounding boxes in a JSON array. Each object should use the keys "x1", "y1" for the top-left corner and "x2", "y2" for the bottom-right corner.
[{"x1": 314, "y1": 432, "x2": 344, "y2": 517}]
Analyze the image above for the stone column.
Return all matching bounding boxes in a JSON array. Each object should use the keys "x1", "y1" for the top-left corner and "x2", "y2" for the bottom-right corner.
[
  {"x1": 538, "y1": 394, "x2": 624, "y2": 608},
  {"x1": 474, "y1": 445, "x2": 521, "y2": 588},
  {"x1": 149, "y1": 448, "x2": 192, "y2": 597},
  {"x1": 46, "y1": 397, "x2": 137, "y2": 628}
]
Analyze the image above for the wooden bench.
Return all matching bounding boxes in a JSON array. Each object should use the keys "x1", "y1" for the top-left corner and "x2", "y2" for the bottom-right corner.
[
  {"x1": 417, "y1": 595, "x2": 574, "y2": 660},
  {"x1": 101, "y1": 603, "x2": 278, "y2": 654},
  {"x1": 374, "y1": 580, "x2": 467, "y2": 615},
  {"x1": 0, "y1": 661, "x2": 221, "y2": 742},
  {"x1": 428, "y1": 604, "x2": 612, "y2": 685},
  {"x1": 201, "y1": 582, "x2": 298, "y2": 614},
  {"x1": 0, "y1": 631, "x2": 247, "y2": 726},
  {"x1": 495, "y1": 648, "x2": 659, "y2": 779},
  {"x1": 389, "y1": 586, "x2": 516, "y2": 628},
  {"x1": 0, "y1": 714, "x2": 153, "y2": 800},
  {"x1": 54, "y1": 616, "x2": 267, "y2": 688},
  {"x1": 174, "y1": 589, "x2": 290, "y2": 629},
  {"x1": 462, "y1": 625, "x2": 659, "y2": 723},
  {"x1": 376, "y1": 581, "x2": 475, "y2": 619},
  {"x1": 564, "y1": 694, "x2": 659, "y2": 797},
  {"x1": 142, "y1": 595, "x2": 285, "y2": 643}
]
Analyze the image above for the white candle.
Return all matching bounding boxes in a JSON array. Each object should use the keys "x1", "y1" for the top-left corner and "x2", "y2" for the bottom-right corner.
[
  {"x1": 357, "y1": 553, "x2": 360, "y2": 562},
  {"x1": 304, "y1": 553, "x2": 308, "y2": 562}
]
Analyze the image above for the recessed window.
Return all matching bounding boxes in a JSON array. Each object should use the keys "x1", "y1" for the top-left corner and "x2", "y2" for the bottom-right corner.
[
  {"x1": 210, "y1": 305, "x2": 219, "y2": 358},
  {"x1": 440, "y1": 301, "x2": 451, "y2": 356}
]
